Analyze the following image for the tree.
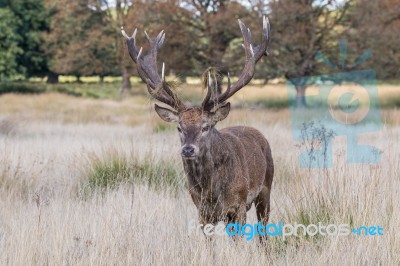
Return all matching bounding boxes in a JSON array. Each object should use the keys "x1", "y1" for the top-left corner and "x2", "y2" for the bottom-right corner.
[
  {"x1": 97, "y1": 0, "x2": 256, "y2": 91},
  {"x1": 0, "y1": 0, "x2": 49, "y2": 78},
  {"x1": 183, "y1": 1, "x2": 252, "y2": 74},
  {"x1": 0, "y1": 8, "x2": 22, "y2": 80},
  {"x1": 121, "y1": 0, "x2": 253, "y2": 85},
  {"x1": 43, "y1": 0, "x2": 118, "y2": 81},
  {"x1": 345, "y1": 0, "x2": 400, "y2": 80},
  {"x1": 90, "y1": 0, "x2": 135, "y2": 92},
  {"x1": 124, "y1": 0, "x2": 196, "y2": 81},
  {"x1": 268, "y1": 0, "x2": 350, "y2": 108}
]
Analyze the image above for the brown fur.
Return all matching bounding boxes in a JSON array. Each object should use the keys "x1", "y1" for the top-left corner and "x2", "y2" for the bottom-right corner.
[
  {"x1": 180, "y1": 109, "x2": 203, "y2": 124},
  {"x1": 177, "y1": 108, "x2": 274, "y2": 227},
  {"x1": 154, "y1": 105, "x2": 274, "y2": 231}
]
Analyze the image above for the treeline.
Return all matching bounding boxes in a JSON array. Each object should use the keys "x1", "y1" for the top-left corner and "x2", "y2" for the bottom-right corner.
[{"x1": 0, "y1": 0, "x2": 399, "y2": 92}]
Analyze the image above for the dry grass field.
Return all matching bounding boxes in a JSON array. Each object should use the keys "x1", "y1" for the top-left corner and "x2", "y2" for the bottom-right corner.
[{"x1": 0, "y1": 84, "x2": 399, "y2": 265}]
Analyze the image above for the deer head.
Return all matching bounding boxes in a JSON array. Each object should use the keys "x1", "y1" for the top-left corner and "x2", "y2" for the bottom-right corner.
[{"x1": 121, "y1": 17, "x2": 270, "y2": 159}]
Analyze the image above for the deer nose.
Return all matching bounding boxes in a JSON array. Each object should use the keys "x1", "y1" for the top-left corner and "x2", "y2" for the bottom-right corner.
[{"x1": 182, "y1": 146, "x2": 195, "y2": 157}]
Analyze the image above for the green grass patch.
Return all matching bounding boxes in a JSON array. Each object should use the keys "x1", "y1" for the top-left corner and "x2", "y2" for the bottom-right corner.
[{"x1": 82, "y1": 151, "x2": 185, "y2": 196}]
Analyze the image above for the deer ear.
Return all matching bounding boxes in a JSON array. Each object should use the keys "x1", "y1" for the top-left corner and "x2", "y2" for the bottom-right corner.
[
  {"x1": 211, "y1": 102, "x2": 230, "y2": 122},
  {"x1": 154, "y1": 104, "x2": 179, "y2": 123}
]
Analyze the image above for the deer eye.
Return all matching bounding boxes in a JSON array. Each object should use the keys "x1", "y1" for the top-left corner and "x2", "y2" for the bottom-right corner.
[
  {"x1": 202, "y1": 125, "x2": 210, "y2": 132},
  {"x1": 177, "y1": 126, "x2": 182, "y2": 133}
]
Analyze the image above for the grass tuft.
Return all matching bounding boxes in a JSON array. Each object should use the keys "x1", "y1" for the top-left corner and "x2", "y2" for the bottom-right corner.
[{"x1": 82, "y1": 151, "x2": 185, "y2": 195}]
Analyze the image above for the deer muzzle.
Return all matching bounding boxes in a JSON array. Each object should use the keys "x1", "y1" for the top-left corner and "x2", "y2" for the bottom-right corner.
[{"x1": 181, "y1": 144, "x2": 198, "y2": 158}]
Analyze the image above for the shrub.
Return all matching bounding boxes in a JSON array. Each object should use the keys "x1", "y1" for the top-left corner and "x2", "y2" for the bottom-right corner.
[
  {"x1": 247, "y1": 98, "x2": 289, "y2": 109},
  {"x1": 46, "y1": 83, "x2": 121, "y2": 99},
  {"x1": 0, "y1": 82, "x2": 46, "y2": 95},
  {"x1": 50, "y1": 85, "x2": 83, "y2": 97}
]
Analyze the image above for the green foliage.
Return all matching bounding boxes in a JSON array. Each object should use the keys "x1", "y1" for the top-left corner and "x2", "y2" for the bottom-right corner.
[
  {"x1": 345, "y1": 0, "x2": 400, "y2": 80},
  {"x1": 0, "y1": 8, "x2": 23, "y2": 80},
  {"x1": 0, "y1": 81, "x2": 119, "y2": 98},
  {"x1": 1, "y1": 0, "x2": 399, "y2": 86},
  {"x1": 0, "y1": 82, "x2": 45, "y2": 94},
  {"x1": 246, "y1": 98, "x2": 289, "y2": 109},
  {"x1": 44, "y1": 1, "x2": 118, "y2": 78},
  {"x1": 47, "y1": 83, "x2": 121, "y2": 99},
  {"x1": 0, "y1": 0, "x2": 49, "y2": 77}
]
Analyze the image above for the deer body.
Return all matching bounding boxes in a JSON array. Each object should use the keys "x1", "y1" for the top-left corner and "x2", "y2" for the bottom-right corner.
[
  {"x1": 183, "y1": 124, "x2": 273, "y2": 225},
  {"x1": 122, "y1": 16, "x2": 273, "y2": 233}
]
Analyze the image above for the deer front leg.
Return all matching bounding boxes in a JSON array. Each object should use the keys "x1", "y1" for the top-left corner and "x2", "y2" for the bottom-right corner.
[
  {"x1": 225, "y1": 204, "x2": 247, "y2": 241},
  {"x1": 235, "y1": 204, "x2": 247, "y2": 225}
]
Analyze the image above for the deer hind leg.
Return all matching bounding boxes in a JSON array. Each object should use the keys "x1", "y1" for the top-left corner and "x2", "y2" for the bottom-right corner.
[
  {"x1": 255, "y1": 186, "x2": 271, "y2": 224},
  {"x1": 255, "y1": 186, "x2": 271, "y2": 243}
]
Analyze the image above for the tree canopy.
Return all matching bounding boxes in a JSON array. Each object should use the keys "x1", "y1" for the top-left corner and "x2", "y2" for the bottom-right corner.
[
  {"x1": 0, "y1": 0, "x2": 398, "y2": 92},
  {"x1": 0, "y1": 8, "x2": 22, "y2": 80}
]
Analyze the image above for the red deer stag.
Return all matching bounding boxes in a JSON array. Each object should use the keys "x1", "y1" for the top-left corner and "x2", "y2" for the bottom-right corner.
[{"x1": 121, "y1": 17, "x2": 273, "y2": 231}]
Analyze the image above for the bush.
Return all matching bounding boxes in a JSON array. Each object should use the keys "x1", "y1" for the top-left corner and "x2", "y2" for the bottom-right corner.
[
  {"x1": 247, "y1": 98, "x2": 289, "y2": 109},
  {"x1": 46, "y1": 82, "x2": 121, "y2": 99},
  {"x1": 50, "y1": 85, "x2": 83, "y2": 97},
  {"x1": 0, "y1": 82, "x2": 46, "y2": 94}
]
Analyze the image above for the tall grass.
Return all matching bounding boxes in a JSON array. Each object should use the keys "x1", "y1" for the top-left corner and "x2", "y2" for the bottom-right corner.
[{"x1": 0, "y1": 92, "x2": 398, "y2": 265}]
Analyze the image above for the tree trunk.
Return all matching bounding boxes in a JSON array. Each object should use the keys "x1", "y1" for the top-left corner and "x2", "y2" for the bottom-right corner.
[
  {"x1": 46, "y1": 72, "x2": 59, "y2": 84},
  {"x1": 177, "y1": 74, "x2": 187, "y2": 84},
  {"x1": 295, "y1": 85, "x2": 307, "y2": 108},
  {"x1": 119, "y1": 66, "x2": 132, "y2": 94},
  {"x1": 99, "y1": 75, "x2": 104, "y2": 83}
]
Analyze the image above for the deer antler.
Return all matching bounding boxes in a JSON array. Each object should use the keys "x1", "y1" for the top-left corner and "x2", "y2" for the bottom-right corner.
[
  {"x1": 121, "y1": 27, "x2": 186, "y2": 112},
  {"x1": 202, "y1": 16, "x2": 270, "y2": 111}
]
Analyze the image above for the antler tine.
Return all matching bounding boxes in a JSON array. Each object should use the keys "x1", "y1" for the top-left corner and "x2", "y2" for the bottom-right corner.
[
  {"x1": 162, "y1": 62, "x2": 165, "y2": 81},
  {"x1": 201, "y1": 71, "x2": 213, "y2": 108},
  {"x1": 257, "y1": 16, "x2": 270, "y2": 58},
  {"x1": 121, "y1": 27, "x2": 139, "y2": 63},
  {"x1": 121, "y1": 27, "x2": 186, "y2": 111},
  {"x1": 203, "y1": 17, "x2": 270, "y2": 111}
]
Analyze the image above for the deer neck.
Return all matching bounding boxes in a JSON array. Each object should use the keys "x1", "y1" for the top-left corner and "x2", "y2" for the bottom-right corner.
[{"x1": 182, "y1": 128, "x2": 228, "y2": 189}]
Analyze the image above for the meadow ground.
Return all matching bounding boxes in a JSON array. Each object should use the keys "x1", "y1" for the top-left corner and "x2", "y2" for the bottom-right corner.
[{"x1": 0, "y1": 84, "x2": 399, "y2": 265}]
